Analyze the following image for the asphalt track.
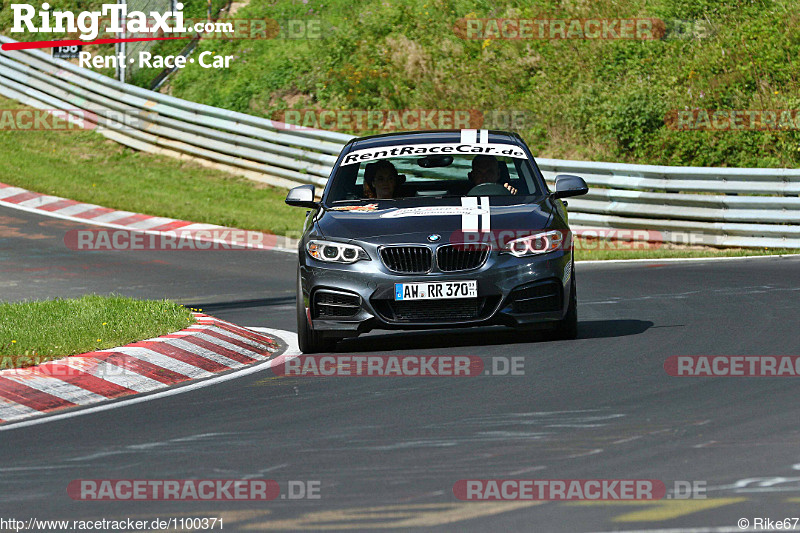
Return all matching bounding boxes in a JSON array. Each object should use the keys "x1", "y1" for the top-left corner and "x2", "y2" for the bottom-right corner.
[{"x1": 1, "y1": 204, "x2": 800, "y2": 532}]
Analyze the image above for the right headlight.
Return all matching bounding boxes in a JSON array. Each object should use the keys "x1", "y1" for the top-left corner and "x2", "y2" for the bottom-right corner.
[
  {"x1": 307, "y1": 240, "x2": 370, "y2": 264},
  {"x1": 503, "y1": 230, "x2": 570, "y2": 257}
]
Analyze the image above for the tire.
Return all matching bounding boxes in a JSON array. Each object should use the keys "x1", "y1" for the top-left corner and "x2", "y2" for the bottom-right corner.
[
  {"x1": 296, "y1": 272, "x2": 336, "y2": 354},
  {"x1": 552, "y1": 265, "x2": 578, "y2": 340}
]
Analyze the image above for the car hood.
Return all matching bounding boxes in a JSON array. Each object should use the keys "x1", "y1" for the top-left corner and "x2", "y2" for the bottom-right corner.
[{"x1": 315, "y1": 197, "x2": 555, "y2": 244}]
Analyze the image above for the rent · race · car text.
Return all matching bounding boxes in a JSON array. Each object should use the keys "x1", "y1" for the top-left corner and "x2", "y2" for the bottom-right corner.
[{"x1": 78, "y1": 51, "x2": 234, "y2": 70}]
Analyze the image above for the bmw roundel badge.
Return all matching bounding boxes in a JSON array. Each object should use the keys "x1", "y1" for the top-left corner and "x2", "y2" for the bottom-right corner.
[{"x1": 427, "y1": 234, "x2": 441, "y2": 242}]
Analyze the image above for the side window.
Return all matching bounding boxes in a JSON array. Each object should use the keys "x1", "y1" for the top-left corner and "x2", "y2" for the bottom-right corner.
[
  {"x1": 328, "y1": 164, "x2": 360, "y2": 202},
  {"x1": 513, "y1": 159, "x2": 540, "y2": 196}
]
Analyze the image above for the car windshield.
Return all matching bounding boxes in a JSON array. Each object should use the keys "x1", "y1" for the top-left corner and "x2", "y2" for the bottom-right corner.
[{"x1": 325, "y1": 151, "x2": 545, "y2": 204}]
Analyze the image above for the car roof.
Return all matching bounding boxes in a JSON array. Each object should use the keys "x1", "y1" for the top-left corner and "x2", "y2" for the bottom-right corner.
[{"x1": 344, "y1": 129, "x2": 525, "y2": 151}]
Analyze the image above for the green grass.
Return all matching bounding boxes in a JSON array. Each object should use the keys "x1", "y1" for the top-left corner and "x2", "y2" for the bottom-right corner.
[
  {"x1": 0, "y1": 295, "x2": 195, "y2": 368},
  {"x1": 0, "y1": 96, "x2": 306, "y2": 237}
]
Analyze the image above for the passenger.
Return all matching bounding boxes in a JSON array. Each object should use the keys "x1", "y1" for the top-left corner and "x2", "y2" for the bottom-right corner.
[
  {"x1": 364, "y1": 160, "x2": 404, "y2": 199},
  {"x1": 468, "y1": 155, "x2": 517, "y2": 195}
]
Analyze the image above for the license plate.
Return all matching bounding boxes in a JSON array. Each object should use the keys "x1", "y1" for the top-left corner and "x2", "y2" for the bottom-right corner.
[{"x1": 394, "y1": 281, "x2": 477, "y2": 301}]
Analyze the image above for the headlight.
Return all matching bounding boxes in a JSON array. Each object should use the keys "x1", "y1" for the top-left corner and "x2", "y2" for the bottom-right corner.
[
  {"x1": 307, "y1": 240, "x2": 370, "y2": 263},
  {"x1": 504, "y1": 230, "x2": 568, "y2": 257}
]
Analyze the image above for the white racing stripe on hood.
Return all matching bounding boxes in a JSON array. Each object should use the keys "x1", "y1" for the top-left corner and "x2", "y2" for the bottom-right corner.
[
  {"x1": 460, "y1": 129, "x2": 477, "y2": 144},
  {"x1": 480, "y1": 196, "x2": 491, "y2": 230},
  {"x1": 461, "y1": 197, "x2": 478, "y2": 232},
  {"x1": 460, "y1": 196, "x2": 491, "y2": 232}
]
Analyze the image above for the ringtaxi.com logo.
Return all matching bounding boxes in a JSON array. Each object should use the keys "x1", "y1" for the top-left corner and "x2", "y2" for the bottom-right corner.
[
  {"x1": 9, "y1": 15, "x2": 323, "y2": 41},
  {"x1": 274, "y1": 355, "x2": 524, "y2": 377}
]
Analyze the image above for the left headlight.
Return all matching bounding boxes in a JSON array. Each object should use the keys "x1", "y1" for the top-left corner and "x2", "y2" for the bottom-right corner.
[
  {"x1": 307, "y1": 240, "x2": 370, "y2": 264},
  {"x1": 503, "y1": 230, "x2": 569, "y2": 257}
]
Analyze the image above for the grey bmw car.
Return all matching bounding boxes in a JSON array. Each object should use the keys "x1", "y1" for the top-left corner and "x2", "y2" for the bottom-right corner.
[{"x1": 285, "y1": 129, "x2": 589, "y2": 353}]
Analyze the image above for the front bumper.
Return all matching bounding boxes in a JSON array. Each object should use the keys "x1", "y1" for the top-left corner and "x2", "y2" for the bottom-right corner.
[{"x1": 299, "y1": 248, "x2": 573, "y2": 337}]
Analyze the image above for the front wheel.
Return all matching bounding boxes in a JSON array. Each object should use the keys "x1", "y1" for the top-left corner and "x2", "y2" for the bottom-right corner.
[
  {"x1": 296, "y1": 273, "x2": 336, "y2": 354},
  {"x1": 552, "y1": 267, "x2": 578, "y2": 340}
]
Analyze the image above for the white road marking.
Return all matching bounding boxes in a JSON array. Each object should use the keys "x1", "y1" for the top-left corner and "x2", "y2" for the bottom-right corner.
[
  {"x1": 0, "y1": 187, "x2": 26, "y2": 199},
  {"x1": 191, "y1": 332, "x2": 270, "y2": 360},
  {"x1": 16, "y1": 195, "x2": 64, "y2": 209},
  {"x1": 0, "y1": 395, "x2": 42, "y2": 422},
  {"x1": 198, "y1": 325, "x2": 276, "y2": 351},
  {"x1": 0, "y1": 328, "x2": 299, "y2": 432},
  {"x1": 168, "y1": 338, "x2": 246, "y2": 369},
  {"x1": 126, "y1": 216, "x2": 179, "y2": 230},
  {"x1": 0, "y1": 373, "x2": 107, "y2": 404},
  {"x1": 87, "y1": 210, "x2": 139, "y2": 224},
  {"x1": 51, "y1": 203, "x2": 100, "y2": 217},
  {"x1": 63, "y1": 359, "x2": 164, "y2": 393},
  {"x1": 109, "y1": 346, "x2": 212, "y2": 378}
]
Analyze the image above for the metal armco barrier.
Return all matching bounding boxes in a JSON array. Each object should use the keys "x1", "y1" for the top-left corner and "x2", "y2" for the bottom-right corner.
[
  {"x1": 0, "y1": 35, "x2": 353, "y2": 190},
  {"x1": 1, "y1": 35, "x2": 799, "y2": 248}
]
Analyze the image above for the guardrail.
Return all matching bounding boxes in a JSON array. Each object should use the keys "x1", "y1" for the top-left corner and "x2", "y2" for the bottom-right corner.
[
  {"x1": 536, "y1": 159, "x2": 800, "y2": 248},
  {"x1": 0, "y1": 35, "x2": 353, "y2": 190},
  {"x1": 1, "y1": 35, "x2": 799, "y2": 248}
]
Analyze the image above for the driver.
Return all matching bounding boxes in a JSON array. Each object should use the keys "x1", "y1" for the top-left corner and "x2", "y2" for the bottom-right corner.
[
  {"x1": 468, "y1": 155, "x2": 518, "y2": 195},
  {"x1": 363, "y1": 160, "x2": 404, "y2": 199}
]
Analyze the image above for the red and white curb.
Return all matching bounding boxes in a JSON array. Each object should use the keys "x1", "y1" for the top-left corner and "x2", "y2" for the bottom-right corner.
[
  {"x1": 0, "y1": 182, "x2": 299, "y2": 252},
  {"x1": 0, "y1": 313, "x2": 280, "y2": 425}
]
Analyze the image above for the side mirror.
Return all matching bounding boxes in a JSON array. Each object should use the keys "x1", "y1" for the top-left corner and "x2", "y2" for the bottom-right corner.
[
  {"x1": 285, "y1": 184, "x2": 318, "y2": 208},
  {"x1": 553, "y1": 175, "x2": 588, "y2": 199}
]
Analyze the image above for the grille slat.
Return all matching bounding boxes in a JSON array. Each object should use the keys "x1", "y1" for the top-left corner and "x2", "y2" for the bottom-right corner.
[
  {"x1": 436, "y1": 244, "x2": 490, "y2": 272},
  {"x1": 380, "y1": 246, "x2": 432, "y2": 274}
]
